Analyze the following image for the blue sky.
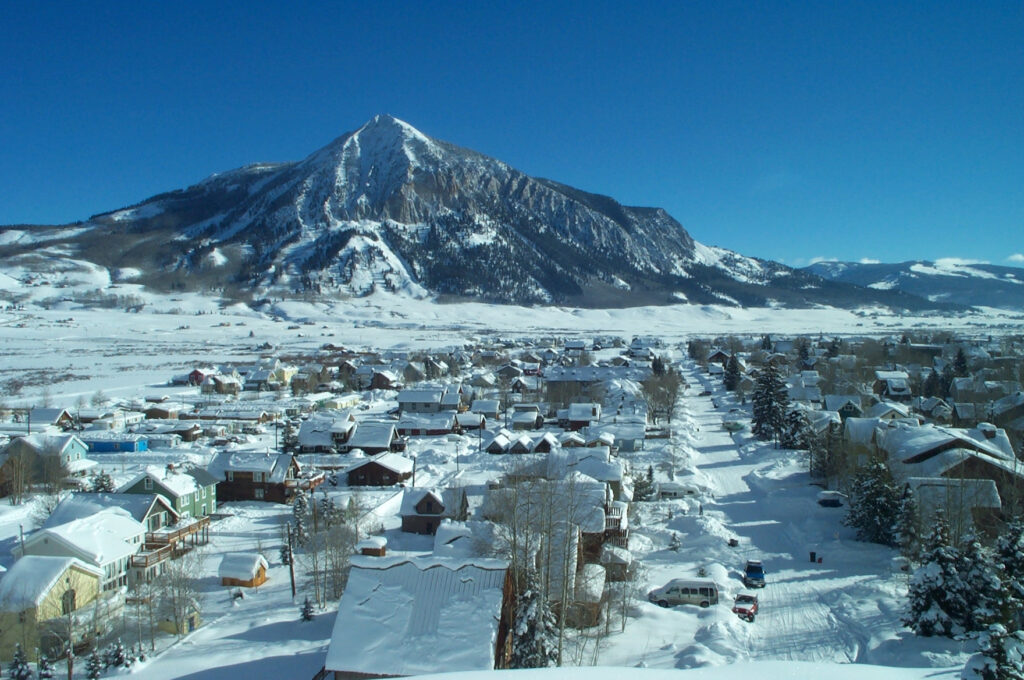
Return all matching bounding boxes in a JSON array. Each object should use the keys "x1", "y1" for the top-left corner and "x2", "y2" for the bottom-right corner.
[{"x1": 2, "y1": 2, "x2": 1022, "y2": 267}]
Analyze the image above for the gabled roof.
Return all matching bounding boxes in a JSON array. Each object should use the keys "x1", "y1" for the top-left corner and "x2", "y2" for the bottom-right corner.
[
  {"x1": 218, "y1": 553, "x2": 268, "y2": 580},
  {"x1": 0, "y1": 556, "x2": 102, "y2": 611},
  {"x1": 45, "y1": 492, "x2": 178, "y2": 528},
  {"x1": 207, "y1": 451, "x2": 295, "y2": 483},
  {"x1": 25, "y1": 509, "x2": 144, "y2": 565},
  {"x1": 347, "y1": 453, "x2": 414, "y2": 476},
  {"x1": 346, "y1": 422, "x2": 397, "y2": 449},
  {"x1": 400, "y1": 489, "x2": 444, "y2": 516},
  {"x1": 325, "y1": 556, "x2": 509, "y2": 676}
]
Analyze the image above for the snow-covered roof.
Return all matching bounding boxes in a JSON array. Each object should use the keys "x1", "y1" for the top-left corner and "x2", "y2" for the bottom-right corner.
[
  {"x1": 397, "y1": 389, "x2": 445, "y2": 404},
  {"x1": 26, "y1": 509, "x2": 145, "y2": 565},
  {"x1": 907, "y1": 477, "x2": 1001, "y2": 533},
  {"x1": 400, "y1": 488, "x2": 443, "y2": 516},
  {"x1": 207, "y1": 451, "x2": 294, "y2": 483},
  {"x1": 218, "y1": 553, "x2": 268, "y2": 580},
  {"x1": 45, "y1": 492, "x2": 177, "y2": 528},
  {"x1": 325, "y1": 556, "x2": 509, "y2": 676},
  {"x1": 347, "y1": 452, "x2": 414, "y2": 475},
  {"x1": 346, "y1": 422, "x2": 396, "y2": 449},
  {"x1": 0, "y1": 556, "x2": 102, "y2": 611}
]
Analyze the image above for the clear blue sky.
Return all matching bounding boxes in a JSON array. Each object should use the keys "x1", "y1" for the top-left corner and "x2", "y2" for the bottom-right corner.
[{"x1": 2, "y1": 1, "x2": 1022, "y2": 267}]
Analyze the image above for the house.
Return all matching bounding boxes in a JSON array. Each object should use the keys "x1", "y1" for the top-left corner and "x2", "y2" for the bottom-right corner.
[
  {"x1": 370, "y1": 370, "x2": 400, "y2": 390},
  {"x1": 470, "y1": 399, "x2": 500, "y2": 420},
  {"x1": 45, "y1": 492, "x2": 179, "y2": 533},
  {"x1": 510, "y1": 404, "x2": 543, "y2": 431},
  {"x1": 119, "y1": 465, "x2": 219, "y2": 518},
  {"x1": 342, "y1": 422, "x2": 400, "y2": 455},
  {"x1": 396, "y1": 412, "x2": 459, "y2": 436},
  {"x1": 567, "y1": 403, "x2": 601, "y2": 431},
  {"x1": 396, "y1": 388, "x2": 446, "y2": 414},
  {"x1": 400, "y1": 489, "x2": 446, "y2": 534},
  {"x1": 0, "y1": 556, "x2": 107, "y2": 662},
  {"x1": 18, "y1": 509, "x2": 145, "y2": 591},
  {"x1": 824, "y1": 395, "x2": 864, "y2": 421},
  {"x1": 219, "y1": 553, "x2": 268, "y2": 588},
  {"x1": 873, "y1": 370, "x2": 913, "y2": 402},
  {"x1": 0, "y1": 434, "x2": 96, "y2": 498},
  {"x1": 207, "y1": 451, "x2": 323, "y2": 504},
  {"x1": 323, "y1": 556, "x2": 512, "y2": 678},
  {"x1": 345, "y1": 453, "x2": 414, "y2": 487},
  {"x1": 79, "y1": 432, "x2": 149, "y2": 453}
]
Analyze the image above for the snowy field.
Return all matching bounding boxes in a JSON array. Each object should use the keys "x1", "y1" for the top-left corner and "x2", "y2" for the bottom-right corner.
[{"x1": 0, "y1": 288, "x2": 1019, "y2": 679}]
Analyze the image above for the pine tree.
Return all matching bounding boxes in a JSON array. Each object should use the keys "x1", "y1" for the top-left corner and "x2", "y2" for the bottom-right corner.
[
  {"x1": 827, "y1": 337, "x2": 841, "y2": 358},
  {"x1": 631, "y1": 465, "x2": 655, "y2": 502},
  {"x1": 760, "y1": 335, "x2": 772, "y2": 351},
  {"x1": 904, "y1": 514, "x2": 968, "y2": 637},
  {"x1": 940, "y1": 364, "x2": 956, "y2": 399},
  {"x1": 780, "y1": 409, "x2": 813, "y2": 450},
  {"x1": 280, "y1": 542, "x2": 292, "y2": 565},
  {"x1": 292, "y1": 491, "x2": 309, "y2": 544},
  {"x1": 965, "y1": 624, "x2": 1024, "y2": 680},
  {"x1": 90, "y1": 470, "x2": 116, "y2": 493},
  {"x1": 752, "y1": 364, "x2": 789, "y2": 444},
  {"x1": 843, "y1": 462, "x2": 902, "y2": 546},
  {"x1": 8, "y1": 644, "x2": 33, "y2": 680},
  {"x1": 508, "y1": 569, "x2": 557, "y2": 669},
  {"x1": 922, "y1": 370, "x2": 940, "y2": 398},
  {"x1": 955, "y1": 348, "x2": 970, "y2": 377},
  {"x1": 995, "y1": 518, "x2": 1024, "y2": 620},
  {"x1": 894, "y1": 485, "x2": 921, "y2": 559},
  {"x1": 300, "y1": 596, "x2": 315, "y2": 622},
  {"x1": 86, "y1": 649, "x2": 104, "y2": 680},
  {"x1": 37, "y1": 655, "x2": 55, "y2": 680},
  {"x1": 958, "y1": 533, "x2": 1007, "y2": 633},
  {"x1": 109, "y1": 638, "x2": 127, "y2": 668},
  {"x1": 723, "y1": 355, "x2": 741, "y2": 391}
]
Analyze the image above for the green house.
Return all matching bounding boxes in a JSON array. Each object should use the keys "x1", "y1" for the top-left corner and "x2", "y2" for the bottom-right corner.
[{"x1": 119, "y1": 465, "x2": 219, "y2": 518}]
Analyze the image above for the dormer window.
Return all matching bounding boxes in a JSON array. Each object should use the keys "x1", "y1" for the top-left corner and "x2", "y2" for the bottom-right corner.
[{"x1": 144, "y1": 477, "x2": 153, "y2": 491}]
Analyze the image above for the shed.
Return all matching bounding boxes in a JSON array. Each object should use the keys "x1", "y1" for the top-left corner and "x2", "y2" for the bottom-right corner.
[{"x1": 219, "y1": 553, "x2": 269, "y2": 588}]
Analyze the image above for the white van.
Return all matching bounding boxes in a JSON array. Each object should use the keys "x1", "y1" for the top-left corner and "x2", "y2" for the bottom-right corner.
[
  {"x1": 648, "y1": 579, "x2": 720, "y2": 608},
  {"x1": 657, "y1": 482, "x2": 700, "y2": 499}
]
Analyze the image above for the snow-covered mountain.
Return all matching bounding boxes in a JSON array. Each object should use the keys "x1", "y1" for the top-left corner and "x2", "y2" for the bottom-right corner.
[
  {"x1": 1, "y1": 115, "x2": 944, "y2": 309},
  {"x1": 805, "y1": 260, "x2": 1024, "y2": 310}
]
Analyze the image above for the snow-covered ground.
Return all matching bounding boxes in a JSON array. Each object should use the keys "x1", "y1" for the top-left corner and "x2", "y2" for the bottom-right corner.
[{"x1": 0, "y1": 289, "x2": 1014, "y2": 678}]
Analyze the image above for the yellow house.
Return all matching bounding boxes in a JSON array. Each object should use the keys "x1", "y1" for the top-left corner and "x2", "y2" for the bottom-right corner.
[{"x1": 0, "y1": 556, "x2": 102, "y2": 662}]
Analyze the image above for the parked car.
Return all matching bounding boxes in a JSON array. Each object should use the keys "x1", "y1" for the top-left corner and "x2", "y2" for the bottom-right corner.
[
  {"x1": 743, "y1": 559, "x2": 766, "y2": 588},
  {"x1": 817, "y1": 490, "x2": 847, "y2": 508},
  {"x1": 699, "y1": 390, "x2": 712, "y2": 397},
  {"x1": 648, "y1": 579, "x2": 720, "y2": 608},
  {"x1": 732, "y1": 593, "x2": 758, "y2": 622}
]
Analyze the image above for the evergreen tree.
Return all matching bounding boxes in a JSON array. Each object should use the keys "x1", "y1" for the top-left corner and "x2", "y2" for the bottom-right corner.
[
  {"x1": 37, "y1": 655, "x2": 54, "y2": 680},
  {"x1": 894, "y1": 485, "x2": 921, "y2": 559},
  {"x1": 723, "y1": 355, "x2": 741, "y2": 391},
  {"x1": 90, "y1": 470, "x2": 116, "y2": 493},
  {"x1": 751, "y1": 364, "x2": 789, "y2": 444},
  {"x1": 760, "y1": 335, "x2": 772, "y2": 351},
  {"x1": 965, "y1": 624, "x2": 1024, "y2": 680},
  {"x1": 796, "y1": 337, "x2": 811, "y2": 361},
  {"x1": 300, "y1": 596, "x2": 315, "y2": 622},
  {"x1": 844, "y1": 462, "x2": 902, "y2": 545},
  {"x1": 940, "y1": 364, "x2": 956, "y2": 400},
  {"x1": 292, "y1": 491, "x2": 309, "y2": 544},
  {"x1": 631, "y1": 465, "x2": 656, "y2": 502},
  {"x1": 279, "y1": 542, "x2": 292, "y2": 566},
  {"x1": 8, "y1": 644, "x2": 33, "y2": 680},
  {"x1": 958, "y1": 533, "x2": 1007, "y2": 633},
  {"x1": 651, "y1": 356, "x2": 666, "y2": 376},
  {"x1": 669, "y1": 532, "x2": 682, "y2": 551},
  {"x1": 955, "y1": 348, "x2": 970, "y2": 377},
  {"x1": 922, "y1": 370, "x2": 941, "y2": 398},
  {"x1": 904, "y1": 514, "x2": 968, "y2": 637},
  {"x1": 827, "y1": 337, "x2": 841, "y2": 358},
  {"x1": 780, "y1": 409, "x2": 814, "y2": 451},
  {"x1": 508, "y1": 569, "x2": 557, "y2": 669},
  {"x1": 86, "y1": 650, "x2": 104, "y2": 680},
  {"x1": 996, "y1": 518, "x2": 1024, "y2": 607}
]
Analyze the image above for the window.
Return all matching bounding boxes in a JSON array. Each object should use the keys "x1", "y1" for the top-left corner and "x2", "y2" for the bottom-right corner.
[
  {"x1": 227, "y1": 471, "x2": 234, "y2": 482},
  {"x1": 254, "y1": 488, "x2": 264, "y2": 500},
  {"x1": 144, "y1": 477, "x2": 153, "y2": 490},
  {"x1": 254, "y1": 472, "x2": 263, "y2": 483},
  {"x1": 62, "y1": 588, "x2": 77, "y2": 614}
]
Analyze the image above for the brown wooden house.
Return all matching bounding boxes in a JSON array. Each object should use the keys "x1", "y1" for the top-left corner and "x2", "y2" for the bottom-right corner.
[
  {"x1": 400, "y1": 489, "x2": 445, "y2": 534},
  {"x1": 207, "y1": 452, "x2": 324, "y2": 504},
  {"x1": 345, "y1": 453, "x2": 414, "y2": 487}
]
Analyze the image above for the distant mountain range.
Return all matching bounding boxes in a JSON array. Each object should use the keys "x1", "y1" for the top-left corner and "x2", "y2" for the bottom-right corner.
[
  {"x1": 804, "y1": 260, "x2": 1024, "y2": 310},
  {"x1": 0, "y1": 115, "x2": 983, "y2": 311}
]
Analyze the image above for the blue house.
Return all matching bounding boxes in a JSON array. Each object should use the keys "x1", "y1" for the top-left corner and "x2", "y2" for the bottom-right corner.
[{"x1": 80, "y1": 433, "x2": 149, "y2": 453}]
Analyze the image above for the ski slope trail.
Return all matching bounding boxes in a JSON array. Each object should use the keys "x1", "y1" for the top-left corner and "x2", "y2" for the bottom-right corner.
[{"x1": 680, "y1": 365, "x2": 875, "y2": 663}]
